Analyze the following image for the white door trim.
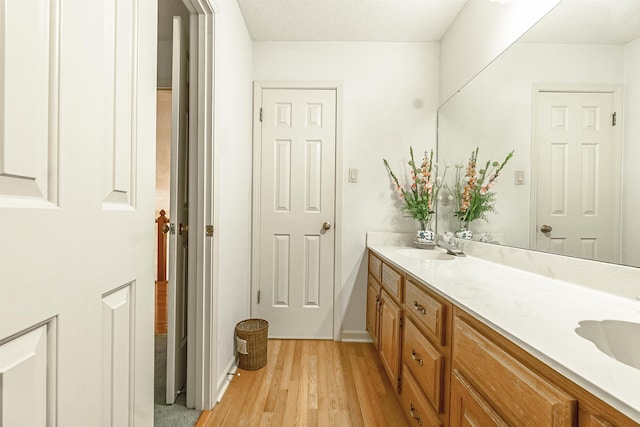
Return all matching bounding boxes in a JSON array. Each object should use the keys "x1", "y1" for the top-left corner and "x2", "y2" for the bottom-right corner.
[
  {"x1": 251, "y1": 81, "x2": 344, "y2": 341},
  {"x1": 181, "y1": 0, "x2": 218, "y2": 411},
  {"x1": 530, "y1": 83, "x2": 623, "y2": 260}
]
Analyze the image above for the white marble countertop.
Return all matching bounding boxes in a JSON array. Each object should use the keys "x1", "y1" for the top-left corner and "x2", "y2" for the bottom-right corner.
[{"x1": 367, "y1": 242, "x2": 640, "y2": 423}]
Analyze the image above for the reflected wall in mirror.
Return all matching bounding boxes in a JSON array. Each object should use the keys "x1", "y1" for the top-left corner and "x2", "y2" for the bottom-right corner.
[{"x1": 437, "y1": 0, "x2": 640, "y2": 268}]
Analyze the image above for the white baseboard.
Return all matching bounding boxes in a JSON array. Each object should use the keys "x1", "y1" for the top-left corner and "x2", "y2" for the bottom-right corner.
[
  {"x1": 215, "y1": 356, "x2": 238, "y2": 403},
  {"x1": 340, "y1": 330, "x2": 373, "y2": 343}
]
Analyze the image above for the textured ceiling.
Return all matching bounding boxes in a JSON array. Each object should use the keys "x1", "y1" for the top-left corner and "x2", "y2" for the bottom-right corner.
[
  {"x1": 236, "y1": 0, "x2": 467, "y2": 42},
  {"x1": 520, "y1": 0, "x2": 640, "y2": 44}
]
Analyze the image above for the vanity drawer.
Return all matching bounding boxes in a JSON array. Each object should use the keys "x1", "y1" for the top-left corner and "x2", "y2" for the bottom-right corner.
[
  {"x1": 381, "y1": 263, "x2": 403, "y2": 301},
  {"x1": 405, "y1": 279, "x2": 445, "y2": 345},
  {"x1": 453, "y1": 315, "x2": 576, "y2": 426},
  {"x1": 403, "y1": 316, "x2": 444, "y2": 413},
  {"x1": 402, "y1": 364, "x2": 442, "y2": 427},
  {"x1": 368, "y1": 252, "x2": 382, "y2": 283}
]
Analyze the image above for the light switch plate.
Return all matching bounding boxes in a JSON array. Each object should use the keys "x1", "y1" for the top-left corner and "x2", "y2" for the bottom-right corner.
[
  {"x1": 348, "y1": 168, "x2": 358, "y2": 183},
  {"x1": 515, "y1": 170, "x2": 525, "y2": 185}
]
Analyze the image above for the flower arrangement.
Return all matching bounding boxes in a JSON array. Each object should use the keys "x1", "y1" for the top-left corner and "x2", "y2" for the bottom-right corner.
[
  {"x1": 452, "y1": 147, "x2": 514, "y2": 223},
  {"x1": 383, "y1": 147, "x2": 448, "y2": 228}
]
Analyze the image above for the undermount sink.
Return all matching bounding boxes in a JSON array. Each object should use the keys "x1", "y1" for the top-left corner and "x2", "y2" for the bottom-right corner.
[
  {"x1": 395, "y1": 248, "x2": 456, "y2": 261},
  {"x1": 575, "y1": 320, "x2": 640, "y2": 370}
]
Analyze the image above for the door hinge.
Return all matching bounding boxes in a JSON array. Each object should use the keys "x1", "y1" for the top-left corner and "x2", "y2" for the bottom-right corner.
[
  {"x1": 259, "y1": 108, "x2": 263, "y2": 122},
  {"x1": 169, "y1": 223, "x2": 176, "y2": 235},
  {"x1": 257, "y1": 290, "x2": 261, "y2": 304},
  {"x1": 397, "y1": 378, "x2": 402, "y2": 394},
  {"x1": 399, "y1": 316, "x2": 403, "y2": 329},
  {"x1": 205, "y1": 225, "x2": 214, "y2": 237},
  {"x1": 612, "y1": 112, "x2": 617, "y2": 126}
]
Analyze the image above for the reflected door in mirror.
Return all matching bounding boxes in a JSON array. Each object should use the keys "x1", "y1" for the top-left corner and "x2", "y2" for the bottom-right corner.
[{"x1": 535, "y1": 91, "x2": 619, "y2": 263}]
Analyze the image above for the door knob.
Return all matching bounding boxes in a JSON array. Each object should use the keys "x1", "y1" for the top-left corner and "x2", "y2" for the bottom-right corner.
[
  {"x1": 322, "y1": 222, "x2": 331, "y2": 230},
  {"x1": 540, "y1": 224, "x2": 553, "y2": 233}
]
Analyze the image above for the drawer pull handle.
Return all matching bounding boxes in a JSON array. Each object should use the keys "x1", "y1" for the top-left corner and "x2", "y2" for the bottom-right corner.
[
  {"x1": 413, "y1": 301, "x2": 426, "y2": 315},
  {"x1": 411, "y1": 350, "x2": 424, "y2": 366},
  {"x1": 410, "y1": 403, "x2": 422, "y2": 425}
]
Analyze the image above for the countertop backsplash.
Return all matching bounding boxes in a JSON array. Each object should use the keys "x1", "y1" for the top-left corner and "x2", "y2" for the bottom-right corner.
[{"x1": 367, "y1": 232, "x2": 640, "y2": 301}]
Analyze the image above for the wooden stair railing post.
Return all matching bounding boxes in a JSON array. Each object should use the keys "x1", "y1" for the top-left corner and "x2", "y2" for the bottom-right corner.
[{"x1": 155, "y1": 210, "x2": 169, "y2": 335}]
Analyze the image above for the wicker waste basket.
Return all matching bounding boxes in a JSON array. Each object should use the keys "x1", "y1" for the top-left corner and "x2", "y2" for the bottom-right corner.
[{"x1": 235, "y1": 318, "x2": 269, "y2": 370}]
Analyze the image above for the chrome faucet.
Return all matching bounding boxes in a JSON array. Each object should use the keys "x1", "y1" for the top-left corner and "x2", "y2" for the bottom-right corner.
[{"x1": 437, "y1": 232, "x2": 466, "y2": 256}]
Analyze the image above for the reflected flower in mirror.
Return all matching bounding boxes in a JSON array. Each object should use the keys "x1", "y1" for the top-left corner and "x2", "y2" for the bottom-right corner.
[{"x1": 450, "y1": 147, "x2": 514, "y2": 237}]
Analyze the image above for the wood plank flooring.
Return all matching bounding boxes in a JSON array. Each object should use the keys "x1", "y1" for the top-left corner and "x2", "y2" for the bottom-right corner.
[{"x1": 197, "y1": 340, "x2": 409, "y2": 426}]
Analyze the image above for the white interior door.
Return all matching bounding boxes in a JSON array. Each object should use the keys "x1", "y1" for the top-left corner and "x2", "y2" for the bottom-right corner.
[
  {"x1": 257, "y1": 88, "x2": 336, "y2": 339},
  {"x1": 0, "y1": 0, "x2": 156, "y2": 425},
  {"x1": 167, "y1": 15, "x2": 189, "y2": 405},
  {"x1": 535, "y1": 91, "x2": 619, "y2": 262}
]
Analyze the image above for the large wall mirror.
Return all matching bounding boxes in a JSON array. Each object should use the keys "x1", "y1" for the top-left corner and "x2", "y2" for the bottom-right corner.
[{"x1": 437, "y1": 0, "x2": 640, "y2": 268}]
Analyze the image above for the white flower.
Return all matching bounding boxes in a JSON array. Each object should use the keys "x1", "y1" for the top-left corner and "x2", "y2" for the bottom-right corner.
[
  {"x1": 435, "y1": 176, "x2": 443, "y2": 185},
  {"x1": 445, "y1": 163, "x2": 452, "y2": 169},
  {"x1": 447, "y1": 195, "x2": 454, "y2": 201}
]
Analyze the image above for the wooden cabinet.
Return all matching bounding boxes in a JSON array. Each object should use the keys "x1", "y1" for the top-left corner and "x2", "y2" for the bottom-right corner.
[
  {"x1": 381, "y1": 262, "x2": 403, "y2": 300},
  {"x1": 367, "y1": 249, "x2": 640, "y2": 427},
  {"x1": 368, "y1": 251, "x2": 404, "y2": 392},
  {"x1": 452, "y1": 309, "x2": 576, "y2": 426},
  {"x1": 379, "y1": 288, "x2": 402, "y2": 392},
  {"x1": 450, "y1": 369, "x2": 508, "y2": 427},
  {"x1": 402, "y1": 277, "x2": 452, "y2": 426},
  {"x1": 405, "y1": 278, "x2": 446, "y2": 345},
  {"x1": 366, "y1": 273, "x2": 381, "y2": 347},
  {"x1": 402, "y1": 364, "x2": 442, "y2": 427},
  {"x1": 403, "y1": 316, "x2": 444, "y2": 412},
  {"x1": 369, "y1": 252, "x2": 382, "y2": 283}
]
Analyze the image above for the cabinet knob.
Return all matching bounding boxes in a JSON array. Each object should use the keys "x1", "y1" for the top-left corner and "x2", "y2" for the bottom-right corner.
[
  {"x1": 411, "y1": 350, "x2": 424, "y2": 366},
  {"x1": 409, "y1": 403, "x2": 422, "y2": 425},
  {"x1": 413, "y1": 301, "x2": 426, "y2": 315}
]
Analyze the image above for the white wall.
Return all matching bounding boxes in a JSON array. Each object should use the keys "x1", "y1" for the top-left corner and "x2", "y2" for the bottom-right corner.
[
  {"x1": 438, "y1": 43, "x2": 625, "y2": 248},
  {"x1": 253, "y1": 42, "x2": 440, "y2": 335},
  {"x1": 213, "y1": 0, "x2": 254, "y2": 390},
  {"x1": 439, "y1": 0, "x2": 560, "y2": 104},
  {"x1": 622, "y1": 37, "x2": 640, "y2": 266}
]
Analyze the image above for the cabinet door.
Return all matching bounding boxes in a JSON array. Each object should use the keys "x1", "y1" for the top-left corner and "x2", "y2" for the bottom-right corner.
[
  {"x1": 403, "y1": 316, "x2": 444, "y2": 413},
  {"x1": 379, "y1": 289, "x2": 402, "y2": 392},
  {"x1": 367, "y1": 274, "x2": 381, "y2": 347},
  {"x1": 369, "y1": 252, "x2": 382, "y2": 283},
  {"x1": 402, "y1": 365, "x2": 442, "y2": 427},
  {"x1": 381, "y1": 263, "x2": 403, "y2": 300},
  {"x1": 450, "y1": 369, "x2": 509, "y2": 427},
  {"x1": 453, "y1": 315, "x2": 576, "y2": 426},
  {"x1": 405, "y1": 279, "x2": 446, "y2": 345}
]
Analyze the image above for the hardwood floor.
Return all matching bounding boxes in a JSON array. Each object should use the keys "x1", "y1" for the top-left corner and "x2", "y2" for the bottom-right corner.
[{"x1": 197, "y1": 340, "x2": 409, "y2": 426}]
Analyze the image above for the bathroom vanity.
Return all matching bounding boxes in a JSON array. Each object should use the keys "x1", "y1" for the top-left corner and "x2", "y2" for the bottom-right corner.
[{"x1": 366, "y1": 234, "x2": 640, "y2": 426}]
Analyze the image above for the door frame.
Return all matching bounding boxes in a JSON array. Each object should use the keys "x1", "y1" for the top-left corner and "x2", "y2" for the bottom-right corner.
[
  {"x1": 251, "y1": 81, "x2": 344, "y2": 341},
  {"x1": 181, "y1": 0, "x2": 217, "y2": 411},
  {"x1": 530, "y1": 83, "x2": 623, "y2": 260}
]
